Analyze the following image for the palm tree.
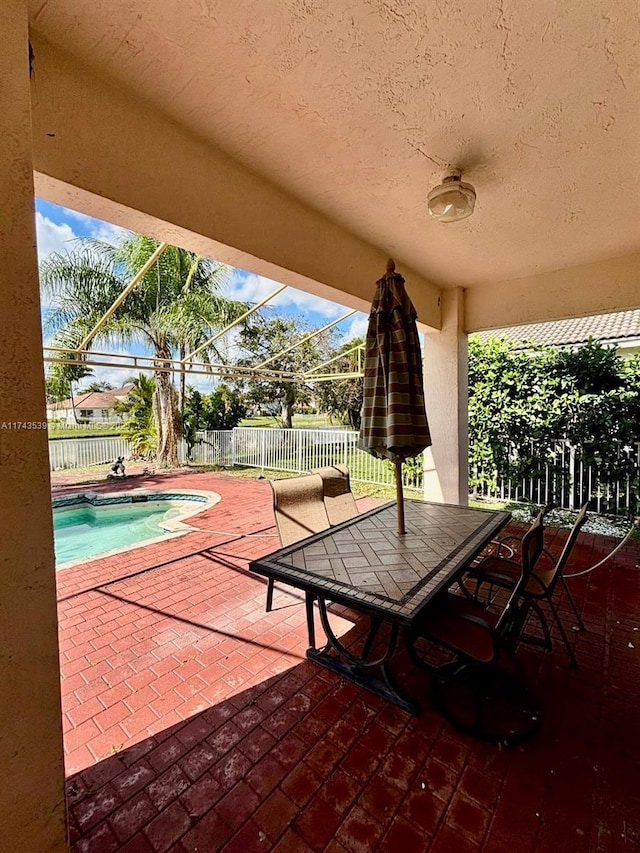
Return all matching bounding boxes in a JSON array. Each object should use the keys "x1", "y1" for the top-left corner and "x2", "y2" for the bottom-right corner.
[
  {"x1": 41, "y1": 234, "x2": 247, "y2": 467},
  {"x1": 45, "y1": 357, "x2": 93, "y2": 425},
  {"x1": 114, "y1": 374, "x2": 156, "y2": 458}
]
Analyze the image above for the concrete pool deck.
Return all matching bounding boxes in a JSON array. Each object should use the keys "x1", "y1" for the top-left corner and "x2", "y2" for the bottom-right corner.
[{"x1": 54, "y1": 469, "x2": 640, "y2": 852}]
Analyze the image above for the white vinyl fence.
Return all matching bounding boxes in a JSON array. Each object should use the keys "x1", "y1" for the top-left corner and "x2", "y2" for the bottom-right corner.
[
  {"x1": 472, "y1": 439, "x2": 640, "y2": 517},
  {"x1": 48, "y1": 436, "x2": 132, "y2": 471},
  {"x1": 51, "y1": 430, "x2": 638, "y2": 515},
  {"x1": 185, "y1": 431, "x2": 235, "y2": 467},
  {"x1": 48, "y1": 427, "x2": 423, "y2": 490},
  {"x1": 229, "y1": 428, "x2": 422, "y2": 490}
]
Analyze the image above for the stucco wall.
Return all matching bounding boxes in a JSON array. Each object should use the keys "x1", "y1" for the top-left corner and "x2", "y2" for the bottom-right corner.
[
  {"x1": 423, "y1": 289, "x2": 469, "y2": 504},
  {"x1": 0, "y1": 3, "x2": 68, "y2": 850},
  {"x1": 465, "y1": 252, "x2": 640, "y2": 333},
  {"x1": 29, "y1": 35, "x2": 441, "y2": 330}
]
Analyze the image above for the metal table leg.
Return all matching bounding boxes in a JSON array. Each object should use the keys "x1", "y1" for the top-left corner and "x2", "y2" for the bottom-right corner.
[{"x1": 306, "y1": 597, "x2": 419, "y2": 715}]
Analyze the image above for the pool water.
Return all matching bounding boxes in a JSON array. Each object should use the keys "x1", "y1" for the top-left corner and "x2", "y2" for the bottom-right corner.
[{"x1": 54, "y1": 501, "x2": 181, "y2": 564}]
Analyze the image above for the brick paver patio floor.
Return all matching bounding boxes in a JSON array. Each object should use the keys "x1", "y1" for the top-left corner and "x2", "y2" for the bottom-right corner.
[{"x1": 55, "y1": 471, "x2": 640, "y2": 852}]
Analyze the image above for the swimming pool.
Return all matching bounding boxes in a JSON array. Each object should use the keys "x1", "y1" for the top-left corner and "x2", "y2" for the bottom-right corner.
[{"x1": 53, "y1": 490, "x2": 219, "y2": 567}]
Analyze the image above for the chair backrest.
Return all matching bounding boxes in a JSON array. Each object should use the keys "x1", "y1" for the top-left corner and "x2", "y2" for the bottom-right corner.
[
  {"x1": 495, "y1": 510, "x2": 546, "y2": 635},
  {"x1": 547, "y1": 501, "x2": 589, "y2": 584},
  {"x1": 540, "y1": 502, "x2": 556, "y2": 521},
  {"x1": 311, "y1": 464, "x2": 359, "y2": 526},
  {"x1": 270, "y1": 474, "x2": 331, "y2": 547}
]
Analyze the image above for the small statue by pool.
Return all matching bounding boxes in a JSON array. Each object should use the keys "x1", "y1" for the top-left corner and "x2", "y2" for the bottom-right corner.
[{"x1": 107, "y1": 456, "x2": 126, "y2": 479}]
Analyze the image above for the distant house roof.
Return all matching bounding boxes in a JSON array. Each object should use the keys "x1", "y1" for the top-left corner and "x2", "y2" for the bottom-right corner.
[
  {"x1": 49, "y1": 384, "x2": 132, "y2": 411},
  {"x1": 476, "y1": 309, "x2": 640, "y2": 350}
]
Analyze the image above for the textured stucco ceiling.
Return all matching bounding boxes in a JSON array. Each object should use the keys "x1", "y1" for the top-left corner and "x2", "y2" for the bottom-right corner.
[{"x1": 29, "y1": 0, "x2": 640, "y2": 288}]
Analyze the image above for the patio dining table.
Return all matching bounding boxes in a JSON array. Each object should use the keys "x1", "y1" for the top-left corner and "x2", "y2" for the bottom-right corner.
[{"x1": 250, "y1": 499, "x2": 510, "y2": 714}]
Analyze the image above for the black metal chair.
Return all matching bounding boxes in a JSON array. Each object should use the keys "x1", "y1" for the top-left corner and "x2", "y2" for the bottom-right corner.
[
  {"x1": 469, "y1": 502, "x2": 589, "y2": 667},
  {"x1": 472, "y1": 502, "x2": 555, "y2": 564},
  {"x1": 408, "y1": 512, "x2": 545, "y2": 744}
]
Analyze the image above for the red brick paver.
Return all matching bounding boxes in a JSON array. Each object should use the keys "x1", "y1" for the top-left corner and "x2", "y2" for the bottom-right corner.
[{"x1": 56, "y1": 471, "x2": 640, "y2": 851}]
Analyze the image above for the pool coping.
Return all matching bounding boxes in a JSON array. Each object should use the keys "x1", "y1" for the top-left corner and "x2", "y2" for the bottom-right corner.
[{"x1": 54, "y1": 488, "x2": 221, "y2": 570}]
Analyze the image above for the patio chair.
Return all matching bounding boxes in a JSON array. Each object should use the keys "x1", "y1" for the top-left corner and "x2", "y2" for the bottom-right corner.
[
  {"x1": 267, "y1": 474, "x2": 331, "y2": 612},
  {"x1": 455, "y1": 503, "x2": 552, "y2": 600},
  {"x1": 468, "y1": 502, "x2": 589, "y2": 667},
  {"x1": 475, "y1": 502, "x2": 556, "y2": 563},
  {"x1": 311, "y1": 464, "x2": 359, "y2": 526},
  {"x1": 408, "y1": 511, "x2": 545, "y2": 744}
]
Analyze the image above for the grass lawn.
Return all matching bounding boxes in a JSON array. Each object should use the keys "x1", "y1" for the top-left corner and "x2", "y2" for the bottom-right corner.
[
  {"x1": 225, "y1": 464, "x2": 422, "y2": 502},
  {"x1": 48, "y1": 415, "x2": 337, "y2": 437},
  {"x1": 238, "y1": 415, "x2": 352, "y2": 430},
  {"x1": 48, "y1": 425, "x2": 123, "y2": 438},
  {"x1": 49, "y1": 415, "x2": 347, "y2": 437}
]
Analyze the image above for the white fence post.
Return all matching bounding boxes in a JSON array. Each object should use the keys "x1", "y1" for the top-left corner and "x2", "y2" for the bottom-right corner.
[
  {"x1": 568, "y1": 445, "x2": 576, "y2": 510},
  {"x1": 297, "y1": 430, "x2": 303, "y2": 473},
  {"x1": 471, "y1": 437, "x2": 640, "y2": 517},
  {"x1": 48, "y1": 435, "x2": 132, "y2": 471}
]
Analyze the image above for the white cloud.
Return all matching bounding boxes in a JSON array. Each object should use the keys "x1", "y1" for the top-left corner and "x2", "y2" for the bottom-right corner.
[
  {"x1": 185, "y1": 375, "x2": 221, "y2": 393},
  {"x1": 344, "y1": 314, "x2": 369, "y2": 341},
  {"x1": 62, "y1": 208, "x2": 129, "y2": 246},
  {"x1": 36, "y1": 209, "x2": 129, "y2": 264},
  {"x1": 227, "y1": 272, "x2": 348, "y2": 321},
  {"x1": 84, "y1": 364, "x2": 136, "y2": 389},
  {"x1": 35, "y1": 212, "x2": 79, "y2": 261}
]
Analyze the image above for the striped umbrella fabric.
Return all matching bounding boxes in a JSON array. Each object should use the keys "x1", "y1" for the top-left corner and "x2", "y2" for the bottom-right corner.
[{"x1": 360, "y1": 261, "x2": 431, "y2": 532}]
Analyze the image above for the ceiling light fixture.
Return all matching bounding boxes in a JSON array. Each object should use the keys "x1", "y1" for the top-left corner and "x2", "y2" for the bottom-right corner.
[{"x1": 427, "y1": 171, "x2": 476, "y2": 223}]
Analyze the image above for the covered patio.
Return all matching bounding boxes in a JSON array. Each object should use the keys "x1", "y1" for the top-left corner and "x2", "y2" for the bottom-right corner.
[
  {"x1": 2, "y1": 0, "x2": 640, "y2": 850},
  {"x1": 55, "y1": 471, "x2": 640, "y2": 852}
]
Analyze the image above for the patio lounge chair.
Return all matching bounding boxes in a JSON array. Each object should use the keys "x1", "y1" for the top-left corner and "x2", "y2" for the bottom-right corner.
[
  {"x1": 311, "y1": 464, "x2": 359, "y2": 525},
  {"x1": 408, "y1": 511, "x2": 545, "y2": 744},
  {"x1": 267, "y1": 474, "x2": 331, "y2": 612},
  {"x1": 468, "y1": 502, "x2": 589, "y2": 667}
]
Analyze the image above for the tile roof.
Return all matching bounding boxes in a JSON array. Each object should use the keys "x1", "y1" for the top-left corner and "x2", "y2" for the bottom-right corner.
[
  {"x1": 49, "y1": 384, "x2": 132, "y2": 411},
  {"x1": 476, "y1": 308, "x2": 640, "y2": 349}
]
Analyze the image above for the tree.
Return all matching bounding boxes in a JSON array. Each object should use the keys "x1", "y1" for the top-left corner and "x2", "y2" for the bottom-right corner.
[
  {"x1": 468, "y1": 336, "x2": 571, "y2": 489},
  {"x1": 234, "y1": 317, "x2": 328, "y2": 428},
  {"x1": 468, "y1": 336, "x2": 640, "y2": 500},
  {"x1": 311, "y1": 338, "x2": 364, "y2": 428},
  {"x1": 182, "y1": 384, "x2": 247, "y2": 459},
  {"x1": 80, "y1": 381, "x2": 115, "y2": 393},
  {"x1": 41, "y1": 235, "x2": 247, "y2": 467},
  {"x1": 113, "y1": 374, "x2": 156, "y2": 457},
  {"x1": 44, "y1": 336, "x2": 93, "y2": 423}
]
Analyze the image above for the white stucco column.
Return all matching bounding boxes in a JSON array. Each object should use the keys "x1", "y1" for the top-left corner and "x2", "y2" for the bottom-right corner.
[
  {"x1": 422, "y1": 288, "x2": 469, "y2": 505},
  {"x1": 0, "y1": 2, "x2": 68, "y2": 850}
]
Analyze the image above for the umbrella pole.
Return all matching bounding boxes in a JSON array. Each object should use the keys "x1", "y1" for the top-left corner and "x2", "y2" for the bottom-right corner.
[{"x1": 394, "y1": 458, "x2": 406, "y2": 535}]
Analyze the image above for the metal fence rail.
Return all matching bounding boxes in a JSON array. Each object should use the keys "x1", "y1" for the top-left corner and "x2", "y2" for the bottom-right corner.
[{"x1": 185, "y1": 431, "x2": 235, "y2": 467}]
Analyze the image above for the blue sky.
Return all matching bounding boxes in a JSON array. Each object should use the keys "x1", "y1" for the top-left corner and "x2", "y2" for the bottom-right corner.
[{"x1": 36, "y1": 199, "x2": 369, "y2": 389}]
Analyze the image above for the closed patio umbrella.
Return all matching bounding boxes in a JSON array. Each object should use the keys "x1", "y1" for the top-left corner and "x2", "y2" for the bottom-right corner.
[{"x1": 360, "y1": 259, "x2": 431, "y2": 534}]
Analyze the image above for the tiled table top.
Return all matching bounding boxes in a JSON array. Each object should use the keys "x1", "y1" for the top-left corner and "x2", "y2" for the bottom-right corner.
[{"x1": 250, "y1": 500, "x2": 511, "y2": 625}]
